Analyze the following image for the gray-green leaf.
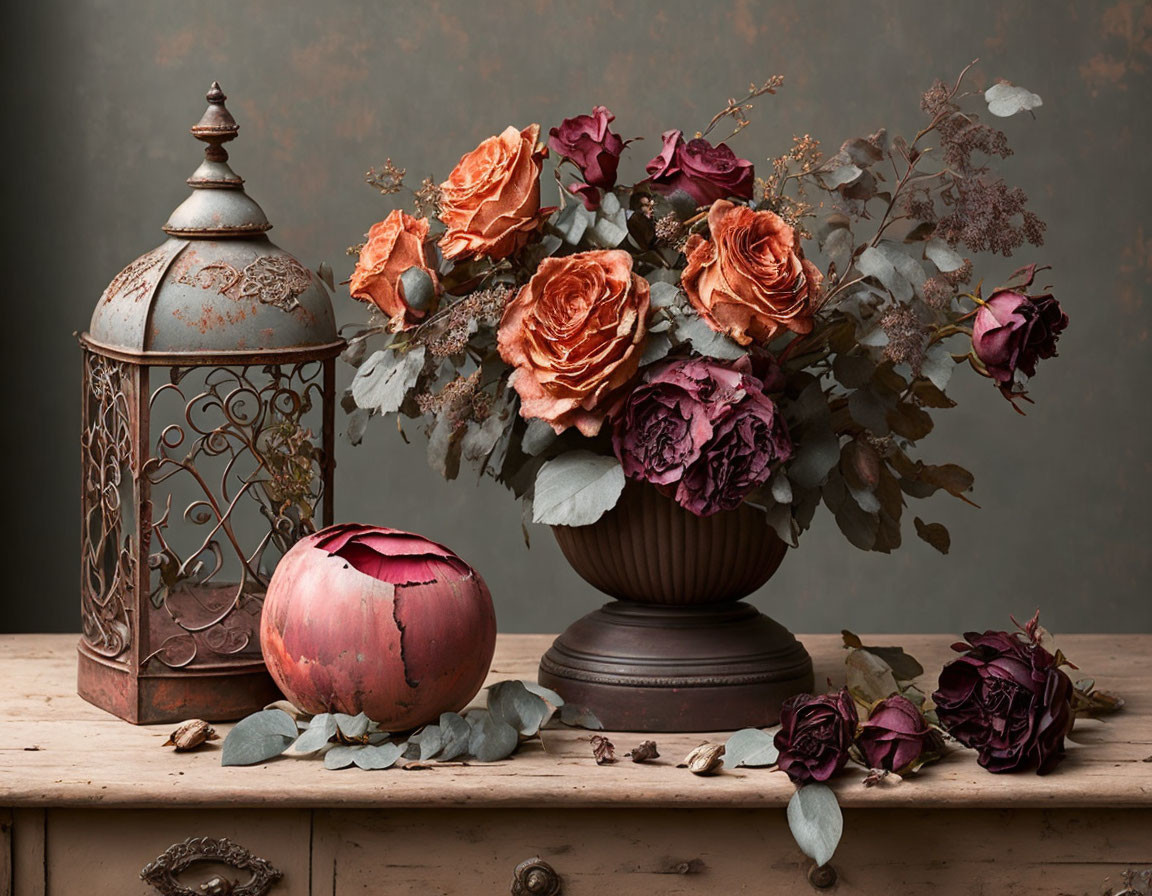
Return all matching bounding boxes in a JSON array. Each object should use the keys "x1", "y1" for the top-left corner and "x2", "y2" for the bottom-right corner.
[
  {"x1": 639, "y1": 331, "x2": 674, "y2": 367},
  {"x1": 351, "y1": 347, "x2": 426, "y2": 415},
  {"x1": 921, "y1": 343, "x2": 955, "y2": 391},
  {"x1": 522, "y1": 418, "x2": 558, "y2": 456},
  {"x1": 333, "y1": 712, "x2": 371, "y2": 739},
  {"x1": 722, "y1": 728, "x2": 780, "y2": 768},
  {"x1": 522, "y1": 681, "x2": 565, "y2": 707},
  {"x1": 353, "y1": 742, "x2": 405, "y2": 770},
  {"x1": 787, "y1": 783, "x2": 843, "y2": 867},
  {"x1": 924, "y1": 239, "x2": 965, "y2": 273},
  {"x1": 648, "y1": 281, "x2": 682, "y2": 309},
  {"x1": 221, "y1": 709, "x2": 298, "y2": 766},
  {"x1": 292, "y1": 713, "x2": 337, "y2": 754},
  {"x1": 675, "y1": 313, "x2": 746, "y2": 360},
  {"x1": 438, "y1": 712, "x2": 472, "y2": 761},
  {"x1": 416, "y1": 725, "x2": 443, "y2": 761},
  {"x1": 984, "y1": 82, "x2": 1042, "y2": 117},
  {"x1": 788, "y1": 427, "x2": 840, "y2": 489},
  {"x1": 488, "y1": 680, "x2": 551, "y2": 736},
  {"x1": 466, "y1": 710, "x2": 520, "y2": 762},
  {"x1": 559, "y1": 703, "x2": 604, "y2": 730},
  {"x1": 323, "y1": 745, "x2": 360, "y2": 770},
  {"x1": 532, "y1": 452, "x2": 625, "y2": 527}
]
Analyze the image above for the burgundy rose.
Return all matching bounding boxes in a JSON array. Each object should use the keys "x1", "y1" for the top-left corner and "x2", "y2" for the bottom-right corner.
[
  {"x1": 774, "y1": 689, "x2": 859, "y2": 785},
  {"x1": 677, "y1": 389, "x2": 791, "y2": 516},
  {"x1": 857, "y1": 695, "x2": 939, "y2": 773},
  {"x1": 611, "y1": 357, "x2": 792, "y2": 517},
  {"x1": 549, "y1": 106, "x2": 628, "y2": 209},
  {"x1": 972, "y1": 290, "x2": 1068, "y2": 392},
  {"x1": 645, "y1": 130, "x2": 754, "y2": 206},
  {"x1": 932, "y1": 629, "x2": 1073, "y2": 774}
]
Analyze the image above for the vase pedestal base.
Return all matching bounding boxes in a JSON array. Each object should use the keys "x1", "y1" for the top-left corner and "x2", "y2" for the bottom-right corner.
[{"x1": 538, "y1": 601, "x2": 813, "y2": 732}]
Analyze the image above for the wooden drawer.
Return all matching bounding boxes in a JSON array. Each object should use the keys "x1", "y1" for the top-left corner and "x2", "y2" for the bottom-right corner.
[
  {"x1": 10, "y1": 809, "x2": 310, "y2": 896},
  {"x1": 3, "y1": 806, "x2": 1149, "y2": 894},
  {"x1": 308, "y1": 807, "x2": 1152, "y2": 895}
]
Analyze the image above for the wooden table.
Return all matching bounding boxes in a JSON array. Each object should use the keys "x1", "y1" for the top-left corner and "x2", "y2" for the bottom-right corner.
[{"x1": 1, "y1": 633, "x2": 1149, "y2": 894}]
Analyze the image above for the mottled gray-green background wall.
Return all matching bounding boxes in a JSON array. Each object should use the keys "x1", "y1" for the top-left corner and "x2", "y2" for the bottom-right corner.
[{"x1": 3, "y1": 0, "x2": 1150, "y2": 636}]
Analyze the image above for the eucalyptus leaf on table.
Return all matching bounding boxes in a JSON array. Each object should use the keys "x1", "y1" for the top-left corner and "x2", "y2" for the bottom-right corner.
[
  {"x1": 488, "y1": 680, "x2": 552, "y2": 736},
  {"x1": 787, "y1": 784, "x2": 843, "y2": 868},
  {"x1": 437, "y1": 712, "x2": 472, "y2": 761},
  {"x1": 466, "y1": 710, "x2": 520, "y2": 762},
  {"x1": 722, "y1": 728, "x2": 780, "y2": 769},
  {"x1": 221, "y1": 709, "x2": 299, "y2": 767},
  {"x1": 291, "y1": 713, "x2": 337, "y2": 754}
]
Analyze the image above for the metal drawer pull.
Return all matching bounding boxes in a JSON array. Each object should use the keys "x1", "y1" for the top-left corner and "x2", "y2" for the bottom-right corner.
[
  {"x1": 808, "y1": 862, "x2": 837, "y2": 889},
  {"x1": 511, "y1": 856, "x2": 562, "y2": 895},
  {"x1": 140, "y1": 836, "x2": 283, "y2": 896}
]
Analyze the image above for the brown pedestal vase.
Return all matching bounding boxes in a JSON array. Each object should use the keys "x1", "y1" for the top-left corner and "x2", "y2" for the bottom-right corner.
[{"x1": 538, "y1": 481, "x2": 814, "y2": 732}]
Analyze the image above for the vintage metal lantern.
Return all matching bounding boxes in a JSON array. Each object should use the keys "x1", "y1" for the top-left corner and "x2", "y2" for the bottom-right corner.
[{"x1": 78, "y1": 83, "x2": 342, "y2": 723}]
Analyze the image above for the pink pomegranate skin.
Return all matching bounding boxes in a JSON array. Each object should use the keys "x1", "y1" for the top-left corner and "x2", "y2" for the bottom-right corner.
[{"x1": 260, "y1": 524, "x2": 496, "y2": 731}]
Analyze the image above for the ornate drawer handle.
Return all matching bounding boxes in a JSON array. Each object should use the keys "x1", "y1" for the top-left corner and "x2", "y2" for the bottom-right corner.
[
  {"x1": 140, "y1": 836, "x2": 283, "y2": 896},
  {"x1": 511, "y1": 856, "x2": 562, "y2": 895}
]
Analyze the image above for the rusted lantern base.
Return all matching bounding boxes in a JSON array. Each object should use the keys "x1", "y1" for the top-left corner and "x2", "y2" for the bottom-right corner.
[
  {"x1": 77, "y1": 641, "x2": 281, "y2": 725},
  {"x1": 538, "y1": 601, "x2": 814, "y2": 732}
]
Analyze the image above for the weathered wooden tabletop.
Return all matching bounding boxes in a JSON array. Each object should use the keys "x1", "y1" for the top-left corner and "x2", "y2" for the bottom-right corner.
[{"x1": 0, "y1": 633, "x2": 1148, "y2": 810}]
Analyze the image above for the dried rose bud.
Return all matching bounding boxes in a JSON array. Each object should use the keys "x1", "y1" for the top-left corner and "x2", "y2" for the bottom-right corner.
[
  {"x1": 679, "y1": 742, "x2": 725, "y2": 775},
  {"x1": 627, "y1": 740, "x2": 660, "y2": 763},
  {"x1": 163, "y1": 719, "x2": 218, "y2": 752},
  {"x1": 590, "y1": 735, "x2": 617, "y2": 765}
]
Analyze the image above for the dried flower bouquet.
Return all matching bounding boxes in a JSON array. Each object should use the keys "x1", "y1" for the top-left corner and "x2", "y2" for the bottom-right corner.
[{"x1": 344, "y1": 62, "x2": 1066, "y2": 551}]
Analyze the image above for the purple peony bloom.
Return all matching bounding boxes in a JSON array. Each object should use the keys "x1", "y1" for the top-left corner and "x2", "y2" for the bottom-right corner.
[
  {"x1": 774, "y1": 689, "x2": 859, "y2": 785},
  {"x1": 857, "y1": 694, "x2": 939, "y2": 773},
  {"x1": 644, "y1": 130, "x2": 755, "y2": 206},
  {"x1": 932, "y1": 629, "x2": 1073, "y2": 774},
  {"x1": 611, "y1": 357, "x2": 791, "y2": 517},
  {"x1": 549, "y1": 106, "x2": 628, "y2": 201},
  {"x1": 971, "y1": 289, "x2": 1068, "y2": 392}
]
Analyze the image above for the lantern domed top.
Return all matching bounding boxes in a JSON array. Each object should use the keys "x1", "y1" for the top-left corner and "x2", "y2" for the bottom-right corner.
[{"x1": 85, "y1": 82, "x2": 340, "y2": 361}]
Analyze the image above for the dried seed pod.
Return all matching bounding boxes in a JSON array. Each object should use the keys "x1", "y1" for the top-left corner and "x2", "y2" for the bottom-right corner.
[
  {"x1": 627, "y1": 740, "x2": 660, "y2": 763},
  {"x1": 163, "y1": 719, "x2": 219, "y2": 752},
  {"x1": 678, "y1": 742, "x2": 725, "y2": 775},
  {"x1": 590, "y1": 735, "x2": 617, "y2": 765}
]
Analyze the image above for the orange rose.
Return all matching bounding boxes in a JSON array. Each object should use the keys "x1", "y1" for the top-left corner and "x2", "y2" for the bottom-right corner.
[
  {"x1": 349, "y1": 210, "x2": 440, "y2": 329},
  {"x1": 439, "y1": 124, "x2": 548, "y2": 261},
  {"x1": 681, "y1": 200, "x2": 821, "y2": 345},
  {"x1": 498, "y1": 250, "x2": 651, "y2": 436}
]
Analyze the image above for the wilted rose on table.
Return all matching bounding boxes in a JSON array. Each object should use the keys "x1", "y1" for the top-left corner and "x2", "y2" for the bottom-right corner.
[
  {"x1": 774, "y1": 688, "x2": 859, "y2": 785},
  {"x1": 856, "y1": 694, "x2": 940, "y2": 773},
  {"x1": 932, "y1": 627, "x2": 1073, "y2": 775}
]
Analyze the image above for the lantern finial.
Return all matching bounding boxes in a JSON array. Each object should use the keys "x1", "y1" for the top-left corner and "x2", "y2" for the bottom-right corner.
[{"x1": 191, "y1": 81, "x2": 239, "y2": 163}]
